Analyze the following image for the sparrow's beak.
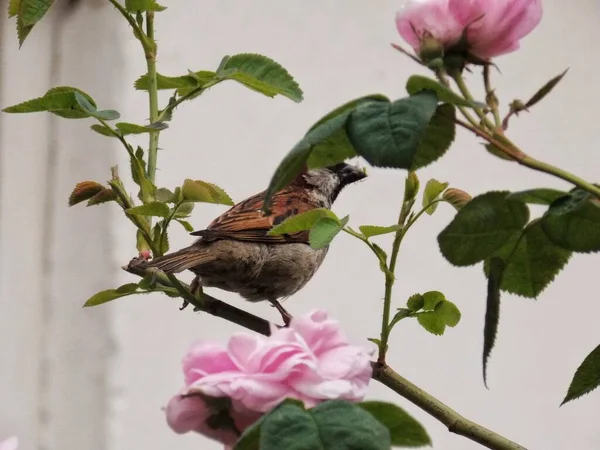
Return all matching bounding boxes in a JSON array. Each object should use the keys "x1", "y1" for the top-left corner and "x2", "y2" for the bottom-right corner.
[{"x1": 337, "y1": 163, "x2": 367, "y2": 186}]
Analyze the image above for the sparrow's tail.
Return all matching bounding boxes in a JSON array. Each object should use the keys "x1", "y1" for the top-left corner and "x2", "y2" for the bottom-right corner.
[{"x1": 141, "y1": 246, "x2": 216, "y2": 273}]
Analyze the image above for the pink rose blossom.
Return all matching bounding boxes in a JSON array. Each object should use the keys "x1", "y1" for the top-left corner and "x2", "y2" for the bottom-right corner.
[
  {"x1": 0, "y1": 437, "x2": 18, "y2": 450},
  {"x1": 166, "y1": 310, "x2": 373, "y2": 447},
  {"x1": 183, "y1": 309, "x2": 372, "y2": 411},
  {"x1": 396, "y1": 0, "x2": 543, "y2": 60},
  {"x1": 165, "y1": 394, "x2": 261, "y2": 446}
]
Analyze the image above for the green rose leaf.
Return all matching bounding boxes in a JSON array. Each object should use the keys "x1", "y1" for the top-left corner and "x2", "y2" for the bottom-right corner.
[
  {"x1": 309, "y1": 215, "x2": 349, "y2": 249},
  {"x1": 134, "y1": 70, "x2": 215, "y2": 92},
  {"x1": 562, "y1": 343, "x2": 600, "y2": 405},
  {"x1": 484, "y1": 142, "x2": 513, "y2": 160},
  {"x1": 306, "y1": 128, "x2": 357, "y2": 169},
  {"x1": 410, "y1": 103, "x2": 456, "y2": 171},
  {"x1": 541, "y1": 190, "x2": 600, "y2": 253},
  {"x1": 388, "y1": 308, "x2": 413, "y2": 331},
  {"x1": 136, "y1": 229, "x2": 150, "y2": 254},
  {"x1": 358, "y1": 401, "x2": 431, "y2": 447},
  {"x1": 125, "y1": 0, "x2": 166, "y2": 12},
  {"x1": 74, "y1": 92, "x2": 120, "y2": 121},
  {"x1": 358, "y1": 225, "x2": 401, "y2": 238},
  {"x1": 128, "y1": 147, "x2": 156, "y2": 204},
  {"x1": 408, "y1": 292, "x2": 461, "y2": 335},
  {"x1": 268, "y1": 208, "x2": 339, "y2": 236},
  {"x1": 507, "y1": 188, "x2": 566, "y2": 205},
  {"x1": 3, "y1": 86, "x2": 96, "y2": 119},
  {"x1": 153, "y1": 221, "x2": 169, "y2": 255},
  {"x1": 525, "y1": 69, "x2": 569, "y2": 109},
  {"x1": 258, "y1": 402, "x2": 313, "y2": 450},
  {"x1": 406, "y1": 75, "x2": 484, "y2": 108},
  {"x1": 154, "y1": 188, "x2": 175, "y2": 203},
  {"x1": 18, "y1": 0, "x2": 55, "y2": 26},
  {"x1": 83, "y1": 283, "x2": 145, "y2": 307},
  {"x1": 417, "y1": 312, "x2": 446, "y2": 335},
  {"x1": 90, "y1": 124, "x2": 115, "y2": 137},
  {"x1": 405, "y1": 172, "x2": 420, "y2": 202},
  {"x1": 263, "y1": 94, "x2": 388, "y2": 211},
  {"x1": 234, "y1": 413, "x2": 263, "y2": 450},
  {"x1": 126, "y1": 202, "x2": 170, "y2": 218},
  {"x1": 262, "y1": 110, "x2": 355, "y2": 213},
  {"x1": 8, "y1": 0, "x2": 20, "y2": 16},
  {"x1": 483, "y1": 220, "x2": 571, "y2": 298},
  {"x1": 406, "y1": 293, "x2": 425, "y2": 311},
  {"x1": 422, "y1": 290, "x2": 445, "y2": 310},
  {"x1": 438, "y1": 191, "x2": 530, "y2": 266},
  {"x1": 306, "y1": 95, "x2": 388, "y2": 169},
  {"x1": 483, "y1": 258, "x2": 505, "y2": 386},
  {"x1": 9, "y1": 0, "x2": 55, "y2": 46},
  {"x1": 116, "y1": 122, "x2": 169, "y2": 134},
  {"x1": 308, "y1": 95, "x2": 389, "y2": 132},
  {"x1": 175, "y1": 219, "x2": 195, "y2": 233},
  {"x1": 257, "y1": 400, "x2": 392, "y2": 450},
  {"x1": 95, "y1": 109, "x2": 120, "y2": 120},
  {"x1": 86, "y1": 188, "x2": 117, "y2": 206},
  {"x1": 347, "y1": 92, "x2": 438, "y2": 169},
  {"x1": 423, "y1": 178, "x2": 448, "y2": 215},
  {"x1": 434, "y1": 300, "x2": 461, "y2": 327},
  {"x1": 181, "y1": 179, "x2": 234, "y2": 205},
  {"x1": 173, "y1": 202, "x2": 194, "y2": 218},
  {"x1": 217, "y1": 53, "x2": 303, "y2": 102}
]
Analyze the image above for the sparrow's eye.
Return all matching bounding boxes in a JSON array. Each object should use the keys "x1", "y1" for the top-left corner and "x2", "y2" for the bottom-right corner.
[{"x1": 327, "y1": 163, "x2": 349, "y2": 173}]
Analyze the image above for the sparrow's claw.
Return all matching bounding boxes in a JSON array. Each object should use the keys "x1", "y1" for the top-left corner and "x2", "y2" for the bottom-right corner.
[
  {"x1": 269, "y1": 299, "x2": 293, "y2": 327},
  {"x1": 190, "y1": 276, "x2": 200, "y2": 295}
]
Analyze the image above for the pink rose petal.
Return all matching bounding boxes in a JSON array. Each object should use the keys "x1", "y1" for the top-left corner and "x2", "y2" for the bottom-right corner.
[{"x1": 396, "y1": 0, "x2": 542, "y2": 59}]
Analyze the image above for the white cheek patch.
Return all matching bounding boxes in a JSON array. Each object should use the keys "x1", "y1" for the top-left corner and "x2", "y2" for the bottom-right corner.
[{"x1": 303, "y1": 169, "x2": 339, "y2": 199}]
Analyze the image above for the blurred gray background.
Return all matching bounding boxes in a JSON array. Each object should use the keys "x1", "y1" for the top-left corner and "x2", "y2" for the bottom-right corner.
[{"x1": 1, "y1": 1, "x2": 599, "y2": 449}]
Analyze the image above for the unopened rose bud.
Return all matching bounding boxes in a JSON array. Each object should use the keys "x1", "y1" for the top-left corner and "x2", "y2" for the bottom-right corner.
[
  {"x1": 443, "y1": 188, "x2": 472, "y2": 211},
  {"x1": 418, "y1": 32, "x2": 445, "y2": 66},
  {"x1": 405, "y1": 172, "x2": 420, "y2": 202}
]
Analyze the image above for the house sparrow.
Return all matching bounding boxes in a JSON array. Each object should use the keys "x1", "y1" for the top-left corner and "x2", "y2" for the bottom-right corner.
[{"x1": 139, "y1": 163, "x2": 366, "y2": 323}]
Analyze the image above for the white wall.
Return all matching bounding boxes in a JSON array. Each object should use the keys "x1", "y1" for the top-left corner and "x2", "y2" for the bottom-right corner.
[{"x1": 1, "y1": 1, "x2": 600, "y2": 449}]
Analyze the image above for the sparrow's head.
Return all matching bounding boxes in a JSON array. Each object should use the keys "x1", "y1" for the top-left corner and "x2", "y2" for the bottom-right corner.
[{"x1": 302, "y1": 162, "x2": 367, "y2": 204}]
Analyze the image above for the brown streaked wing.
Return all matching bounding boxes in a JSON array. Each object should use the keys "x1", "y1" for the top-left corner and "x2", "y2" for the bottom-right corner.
[{"x1": 190, "y1": 187, "x2": 315, "y2": 243}]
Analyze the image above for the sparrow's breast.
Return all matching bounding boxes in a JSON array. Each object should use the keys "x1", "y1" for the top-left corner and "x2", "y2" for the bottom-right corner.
[
  {"x1": 194, "y1": 240, "x2": 328, "y2": 302},
  {"x1": 251, "y1": 243, "x2": 329, "y2": 302}
]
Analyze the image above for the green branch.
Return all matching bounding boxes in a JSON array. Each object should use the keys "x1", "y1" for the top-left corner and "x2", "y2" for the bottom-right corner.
[
  {"x1": 108, "y1": 172, "x2": 157, "y2": 255},
  {"x1": 483, "y1": 65, "x2": 502, "y2": 130},
  {"x1": 145, "y1": 10, "x2": 160, "y2": 185},
  {"x1": 450, "y1": 69, "x2": 495, "y2": 132},
  {"x1": 107, "y1": 0, "x2": 150, "y2": 48},
  {"x1": 158, "y1": 201, "x2": 184, "y2": 256},
  {"x1": 452, "y1": 118, "x2": 600, "y2": 199},
  {"x1": 106, "y1": 1, "x2": 160, "y2": 184},
  {"x1": 435, "y1": 68, "x2": 479, "y2": 128},
  {"x1": 402, "y1": 199, "x2": 444, "y2": 236},
  {"x1": 155, "y1": 81, "x2": 216, "y2": 122},
  {"x1": 372, "y1": 363, "x2": 527, "y2": 450},
  {"x1": 378, "y1": 182, "x2": 415, "y2": 363}
]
